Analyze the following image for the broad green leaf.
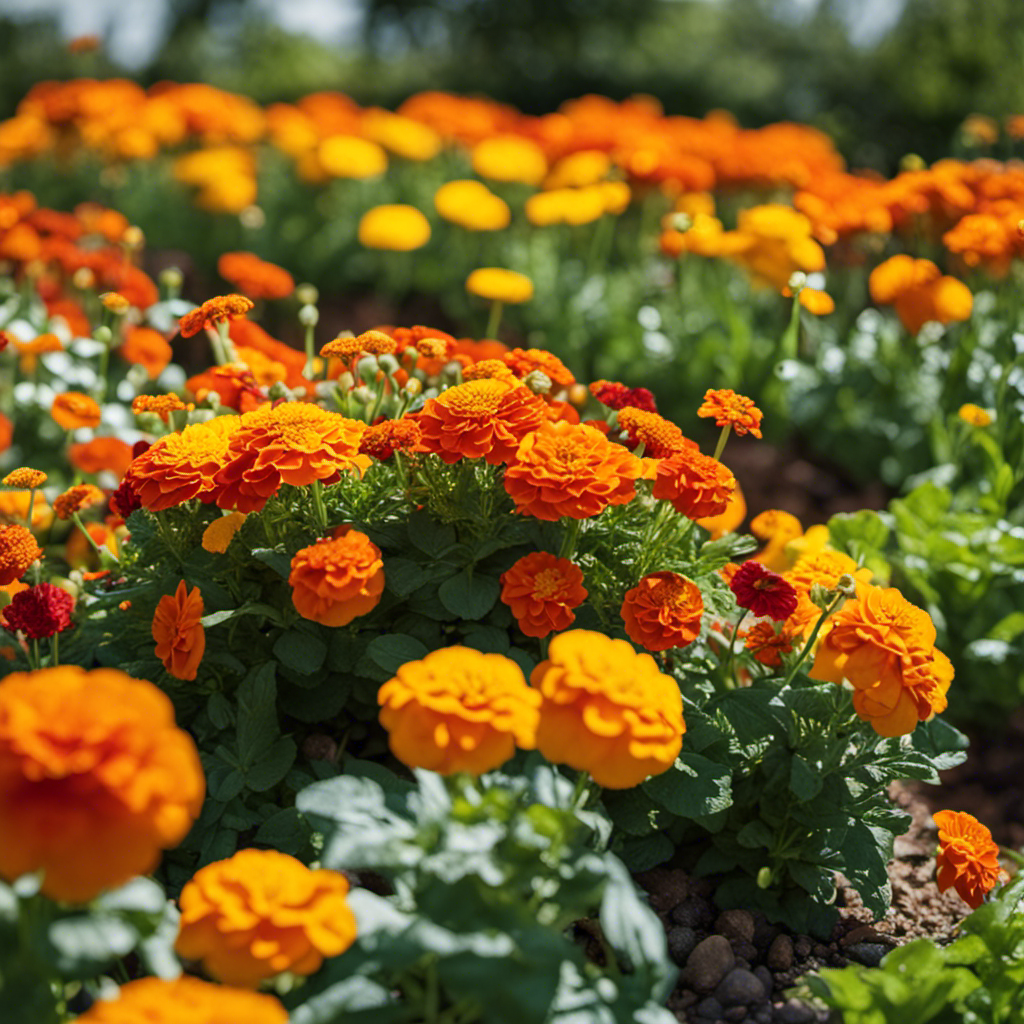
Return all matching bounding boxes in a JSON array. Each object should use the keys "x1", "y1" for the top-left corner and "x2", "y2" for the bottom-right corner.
[
  {"x1": 245, "y1": 736, "x2": 297, "y2": 792},
  {"x1": 365, "y1": 633, "x2": 430, "y2": 675},
  {"x1": 438, "y1": 571, "x2": 501, "y2": 620},
  {"x1": 273, "y1": 629, "x2": 327, "y2": 675},
  {"x1": 642, "y1": 753, "x2": 732, "y2": 818}
]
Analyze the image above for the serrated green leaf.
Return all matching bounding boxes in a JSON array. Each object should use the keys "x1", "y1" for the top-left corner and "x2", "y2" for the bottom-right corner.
[
  {"x1": 251, "y1": 547, "x2": 294, "y2": 578},
  {"x1": 789, "y1": 755, "x2": 823, "y2": 801},
  {"x1": 642, "y1": 753, "x2": 732, "y2": 818},
  {"x1": 245, "y1": 736, "x2": 297, "y2": 792}
]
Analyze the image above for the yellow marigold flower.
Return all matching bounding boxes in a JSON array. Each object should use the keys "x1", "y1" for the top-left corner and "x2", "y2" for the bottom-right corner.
[
  {"x1": 435, "y1": 180, "x2": 511, "y2": 232},
  {"x1": 176, "y1": 849, "x2": 357, "y2": 987},
  {"x1": 958, "y1": 403, "x2": 992, "y2": 427},
  {"x1": 750, "y1": 508, "x2": 804, "y2": 571},
  {"x1": 697, "y1": 388, "x2": 763, "y2": 439},
  {"x1": 76, "y1": 977, "x2": 287, "y2": 1024},
  {"x1": 289, "y1": 527, "x2": 385, "y2": 627},
  {"x1": 378, "y1": 646, "x2": 541, "y2": 775},
  {"x1": 179, "y1": 294, "x2": 254, "y2": 338},
  {"x1": 152, "y1": 581, "x2": 205, "y2": 681},
  {"x1": 0, "y1": 523, "x2": 42, "y2": 584},
  {"x1": 471, "y1": 135, "x2": 548, "y2": 186},
  {"x1": 462, "y1": 358, "x2": 518, "y2": 383},
  {"x1": 466, "y1": 268, "x2": 534, "y2": 304},
  {"x1": 132, "y1": 393, "x2": 190, "y2": 423},
  {"x1": 545, "y1": 150, "x2": 612, "y2": 189},
  {"x1": 357, "y1": 329, "x2": 398, "y2": 355},
  {"x1": 358, "y1": 204, "x2": 431, "y2": 251},
  {"x1": 415, "y1": 336, "x2": 450, "y2": 360},
  {"x1": 0, "y1": 489, "x2": 52, "y2": 531},
  {"x1": 532, "y1": 630, "x2": 685, "y2": 789},
  {"x1": 201, "y1": 512, "x2": 246, "y2": 554},
  {"x1": 361, "y1": 109, "x2": 442, "y2": 161},
  {"x1": 320, "y1": 334, "x2": 364, "y2": 359},
  {"x1": 99, "y1": 291, "x2": 131, "y2": 314},
  {"x1": 51, "y1": 391, "x2": 102, "y2": 430},
  {"x1": 0, "y1": 666, "x2": 204, "y2": 902},
  {"x1": 53, "y1": 483, "x2": 104, "y2": 520},
  {"x1": 2, "y1": 468, "x2": 46, "y2": 489},
  {"x1": 783, "y1": 548, "x2": 874, "y2": 638},
  {"x1": 318, "y1": 134, "x2": 388, "y2": 179}
]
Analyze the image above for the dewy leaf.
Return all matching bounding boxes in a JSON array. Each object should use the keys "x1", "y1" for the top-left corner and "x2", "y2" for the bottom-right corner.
[
  {"x1": 438, "y1": 571, "x2": 501, "y2": 620},
  {"x1": 642, "y1": 753, "x2": 732, "y2": 818}
]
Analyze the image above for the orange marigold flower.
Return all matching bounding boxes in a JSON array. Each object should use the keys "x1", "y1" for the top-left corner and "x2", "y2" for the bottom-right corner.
[
  {"x1": 120, "y1": 326, "x2": 174, "y2": 380},
  {"x1": 462, "y1": 358, "x2": 518, "y2": 383},
  {"x1": 289, "y1": 528, "x2": 384, "y2": 627},
  {"x1": 958, "y1": 403, "x2": 992, "y2": 427},
  {"x1": 152, "y1": 580, "x2": 206, "y2": 681},
  {"x1": 697, "y1": 480, "x2": 747, "y2": 539},
  {"x1": 214, "y1": 404, "x2": 369, "y2": 513},
  {"x1": 175, "y1": 849, "x2": 357, "y2": 987},
  {"x1": 502, "y1": 348, "x2": 575, "y2": 387},
  {"x1": 617, "y1": 407, "x2": 698, "y2": 459},
  {"x1": 504, "y1": 421, "x2": 641, "y2": 521},
  {"x1": 76, "y1": 977, "x2": 287, "y2": 1024},
  {"x1": 217, "y1": 251, "x2": 295, "y2": 300},
  {"x1": 0, "y1": 666, "x2": 204, "y2": 902},
  {"x1": 201, "y1": 512, "x2": 246, "y2": 554},
  {"x1": 359, "y1": 418, "x2": 423, "y2": 461},
  {"x1": 744, "y1": 620, "x2": 800, "y2": 668},
  {"x1": 378, "y1": 646, "x2": 540, "y2": 775},
  {"x1": 69, "y1": 437, "x2": 134, "y2": 478},
  {"x1": 2, "y1": 468, "x2": 46, "y2": 489},
  {"x1": 934, "y1": 810, "x2": 1006, "y2": 909},
  {"x1": 132, "y1": 393, "x2": 190, "y2": 422},
  {"x1": 356, "y1": 329, "x2": 398, "y2": 356},
  {"x1": 186, "y1": 363, "x2": 266, "y2": 413},
  {"x1": 51, "y1": 391, "x2": 101, "y2": 430},
  {"x1": 127, "y1": 416, "x2": 241, "y2": 511},
  {"x1": 54, "y1": 483, "x2": 104, "y2": 520},
  {"x1": 798, "y1": 287, "x2": 835, "y2": 315},
  {"x1": 99, "y1": 291, "x2": 131, "y2": 315},
  {"x1": 621, "y1": 571, "x2": 704, "y2": 652},
  {"x1": 783, "y1": 549, "x2": 873, "y2": 637},
  {"x1": 868, "y1": 255, "x2": 973, "y2": 335},
  {"x1": 810, "y1": 586, "x2": 953, "y2": 737},
  {"x1": 417, "y1": 378, "x2": 547, "y2": 465},
  {"x1": 320, "y1": 334, "x2": 366, "y2": 359},
  {"x1": 0, "y1": 413, "x2": 11, "y2": 454},
  {"x1": 532, "y1": 629, "x2": 685, "y2": 789},
  {"x1": 697, "y1": 388, "x2": 763, "y2": 438},
  {"x1": 653, "y1": 448, "x2": 736, "y2": 519},
  {"x1": 0, "y1": 523, "x2": 42, "y2": 584},
  {"x1": 499, "y1": 552, "x2": 588, "y2": 638},
  {"x1": 415, "y1": 336, "x2": 452, "y2": 361},
  {"x1": 179, "y1": 294, "x2": 254, "y2": 338}
]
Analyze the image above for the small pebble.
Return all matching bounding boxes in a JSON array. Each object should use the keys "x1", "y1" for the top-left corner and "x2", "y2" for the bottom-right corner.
[
  {"x1": 716, "y1": 909, "x2": 756, "y2": 943},
  {"x1": 774, "y1": 997, "x2": 816, "y2": 1023},
  {"x1": 696, "y1": 996, "x2": 724, "y2": 1019},
  {"x1": 668, "y1": 925, "x2": 699, "y2": 965},
  {"x1": 724, "y1": 1006, "x2": 749, "y2": 1022},
  {"x1": 672, "y1": 895, "x2": 716, "y2": 930},
  {"x1": 754, "y1": 1007, "x2": 773, "y2": 1024},
  {"x1": 794, "y1": 936, "x2": 812, "y2": 958},
  {"x1": 716, "y1": 967, "x2": 766, "y2": 1006},
  {"x1": 754, "y1": 965, "x2": 773, "y2": 994},
  {"x1": 766, "y1": 934, "x2": 794, "y2": 971},
  {"x1": 684, "y1": 935, "x2": 736, "y2": 992},
  {"x1": 846, "y1": 942, "x2": 889, "y2": 967},
  {"x1": 732, "y1": 939, "x2": 759, "y2": 962}
]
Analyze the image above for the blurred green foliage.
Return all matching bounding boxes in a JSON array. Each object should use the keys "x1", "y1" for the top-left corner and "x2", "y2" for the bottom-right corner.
[{"x1": 3, "y1": 0, "x2": 1024, "y2": 169}]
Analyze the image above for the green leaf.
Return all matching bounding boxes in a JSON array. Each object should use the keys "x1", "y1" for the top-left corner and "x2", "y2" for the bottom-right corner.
[
  {"x1": 254, "y1": 808, "x2": 314, "y2": 856},
  {"x1": 735, "y1": 820, "x2": 773, "y2": 850},
  {"x1": 245, "y1": 737, "x2": 297, "y2": 792},
  {"x1": 788, "y1": 861, "x2": 836, "y2": 903},
  {"x1": 642, "y1": 753, "x2": 732, "y2": 818},
  {"x1": 383, "y1": 557, "x2": 432, "y2": 597},
  {"x1": 273, "y1": 630, "x2": 327, "y2": 675},
  {"x1": 617, "y1": 833, "x2": 674, "y2": 873},
  {"x1": 827, "y1": 510, "x2": 891, "y2": 560},
  {"x1": 206, "y1": 691, "x2": 233, "y2": 730},
  {"x1": 365, "y1": 633, "x2": 430, "y2": 675},
  {"x1": 989, "y1": 611, "x2": 1024, "y2": 643},
  {"x1": 407, "y1": 512, "x2": 458, "y2": 558},
  {"x1": 236, "y1": 662, "x2": 279, "y2": 765},
  {"x1": 251, "y1": 547, "x2": 294, "y2": 578},
  {"x1": 201, "y1": 602, "x2": 284, "y2": 628},
  {"x1": 438, "y1": 571, "x2": 501, "y2": 620},
  {"x1": 789, "y1": 755, "x2": 823, "y2": 801}
]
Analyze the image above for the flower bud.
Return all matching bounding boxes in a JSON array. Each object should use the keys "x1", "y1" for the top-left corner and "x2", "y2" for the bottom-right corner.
[
  {"x1": 523, "y1": 369, "x2": 552, "y2": 394},
  {"x1": 836, "y1": 573, "x2": 857, "y2": 598},
  {"x1": 809, "y1": 582, "x2": 836, "y2": 610},
  {"x1": 756, "y1": 866, "x2": 773, "y2": 889},
  {"x1": 267, "y1": 381, "x2": 295, "y2": 401},
  {"x1": 123, "y1": 226, "x2": 145, "y2": 250},
  {"x1": 356, "y1": 356, "x2": 379, "y2": 384},
  {"x1": 377, "y1": 353, "x2": 400, "y2": 376},
  {"x1": 93, "y1": 325, "x2": 113, "y2": 346},
  {"x1": 403, "y1": 377, "x2": 423, "y2": 397},
  {"x1": 298, "y1": 304, "x2": 319, "y2": 327},
  {"x1": 295, "y1": 283, "x2": 319, "y2": 306},
  {"x1": 787, "y1": 271, "x2": 807, "y2": 292},
  {"x1": 337, "y1": 371, "x2": 355, "y2": 392},
  {"x1": 668, "y1": 212, "x2": 692, "y2": 232},
  {"x1": 159, "y1": 267, "x2": 184, "y2": 292},
  {"x1": 72, "y1": 267, "x2": 95, "y2": 291},
  {"x1": 353, "y1": 385, "x2": 375, "y2": 406}
]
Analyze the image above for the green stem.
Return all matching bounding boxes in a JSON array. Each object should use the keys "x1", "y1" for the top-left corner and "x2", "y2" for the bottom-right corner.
[
  {"x1": 50, "y1": 630, "x2": 59, "y2": 667},
  {"x1": 720, "y1": 608, "x2": 750, "y2": 688},
  {"x1": 569, "y1": 770, "x2": 591, "y2": 810},
  {"x1": 303, "y1": 321, "x2": 316, "y2": 380},
  {"x1": 558, "y1": 517, "x2": 583, "y2": 560},
  {"x1": 1000, "y1": 847, "x2": 1024, "y2": 868},
  {"x1": 782, "y1": 594, "x2": 845, "y2": 686},
  {"x1": 713, "y1": 424, "x2": 732, "y2": 462},
  {"x1": 31, "y1": 638, "x2": 40, "y2": 670},
  {"x1": 72, "y1": 512, "x2": 118, "y2": 562},
  {"x1": 485, "y1": 300, "x2": 504, "y2": 340},
  {"x1": 311, "y1": 480, "x2": 328, "y2": 535},
  {"x1": 25, "y1": 487, "x2": 36, "y2": 529}
]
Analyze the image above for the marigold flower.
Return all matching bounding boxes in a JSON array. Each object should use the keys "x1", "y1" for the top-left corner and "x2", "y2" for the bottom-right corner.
[
  {"x1": 3, "y1": 582, "x2": 74, "y2": 639},
  {"x1": 320, "y1": 334, "x2": 366, "y2": 360},
  {"x1": 186, "y1": 363, "x2": 266, "y2": 413},
  {"x1": 958, "y1": 403, "x2": 992, "y2": 427},
  {"x1": 868, "y1": 255, "x2": 973, "y2": 334},
  {"x1": 217, "y1": 251, "x2": 295, "y2": 300},
  {"x1": 697, "y1": 480, "x2": 747, "y2": 539},
  {"x1": 798, "y1": 287, "x2": 835, "y2": 315},
  {"x1": 504, "y1": 421, "x2": 641, "y2": 521},
  {"x1": 109, "y1": 477, "x2": 142, "y2": 519},
  {"x1": 503, "y1": 348, "x2": 575, "y2": 388},
  {"x1": 933, "y1": 810, "x2": 1005, "y2": 909},
  {"x1": 69, "y1": 437, "x2": 134, "y2": 478},
  {"x1": 214, "y1": 404, "x2": 369, "y2": 513},
  {"x1": 378, "y1": 646, "x2": 540, "y2": 775},
  {"x1": 750, "y1": 508, "x2": 805, "y2": 571},
  {"x1": 0, "y1": 666, "x2": 204, "y2": 902},
  {"x1": 532, "y1": 629, "x2": 685, "y2": 789},
  {"x1": 289, "y1": 528, "x2": 384, "y2": 627},
  {"x1": 417, "y1": 378, "x2": 547, "y2": 465},
  {"x1": 120, "y1": 326, "x2": 174, "y2": 379},
  {"x1": 359, "y1": 418, "x2": 423, "y2": 460},
  {"x1": 51, "y1": 391, "x2": 101, "y2": 430},
  {"x1": 152, "y1": 581, "x2": 206, "y2": 681},
  {"x1": 100, "y1": 291, "x2": 131, "y2": 315},
  {"x1": 54, "y1": 483, "x2": 104, "y2": 520},
  {"x1": 179, "y1": 294, "x2": 254, "y2": 338},
  {"x1": 176, "y1": 849, "x2": 357, "y2": 987},
  {"x1": 358, "y1": 204, "x2": 431, "y2": 251},
  {"x1": 318, "y1": 134, "x2": 388, "y2": 178},
  {"x1": 499, "y1": 552, "x2": 587, "y2": 638},
  {"x1": 415, "y1": 336, "x2": 452, "y2": 361},
  {"x1": 127, "y1": 416, "x2": 240, "y2": 511},
  {"x1": 589, "y1": 380, "x2": 658, "y2": 413},
  {"x1": 0, "y1": 413, "x2": 11, "y2": 454},
  {"x1": 697, "y1": 388, "x2": 763, "y2": 439},
  {"x1": 132, "y1": 393, "x2": 190, "y2": 422},
  {"x1": 0, "y1": 523, "x2": 42, "y2": 584},
  {"x1": 621, "y1": 571, "x2": 704, "y2": 652},
  {"x1": 617, "y1": 407, "x2": 697, "y2": 459},
  {"x1": 653, "y1": 448, "x2": 736, "y2": 519},
  {"x1": 466, "y1": 268, "x2": 534, "y2": 304},
  {"x1": 783, "y1": 549, "x2": 873, "y2": 637},
  {"x1": 76, "y1": 977, "x2": 287, "y2": 1024},
  {"x1": 201, "y1": 512, "x2": 246, "y2": 554},
  {"x1": 471, "y1": 135, "x2": 548, "y2": 186},
  {"x1": 2, "y1": 468, "x2": 46, "y2": 489},
  {"x1": 729, "y1": 561, "x2": 798, "y2": 621},
  {"x1": 462, "y1": 358, "x2": 518, "y2": 383},
  {"x1": 744, "y1": 620, "x2": 800, "y2": 667},
  {"x1": 435, "y1": 180, "x2": 511, "y2": 232},
  {"x1": 810, "y1": 586, "x2": 953, "y2": 737}
]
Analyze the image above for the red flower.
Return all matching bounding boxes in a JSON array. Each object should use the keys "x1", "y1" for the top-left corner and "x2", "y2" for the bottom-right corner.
[
  {"x1": 3, "y1": 583, "x2": 74, "y2": 639},
  {"x1": 589, "y1": 380, "x2": 658, "y2": 413},
  {"x1": 729, "y1": 561, "x2": 797, "y2": 621}
]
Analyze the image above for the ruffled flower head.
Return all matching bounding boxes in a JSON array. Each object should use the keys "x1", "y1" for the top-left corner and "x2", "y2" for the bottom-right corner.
[
  {"x1": 179, "y1": 294, "x2": 254, "y2": 338},
  {"x1": 0, "y1": 523, "x2": 42, "y2": 584},
  {"x1": 729, "y1": 561, "x2": 798, "y2": 621},
  {"x1": 697, "y1": 388, "x2": 763, "y2": 438},
  {"x1": 152, "y1": 581, "x2": 206, "y2": 682},
  {"x1": 51, "y1": 391, "x2": 101, "y2": 430},
  {"x1": 289, "y1": 528, "x2": 384, "y2": 627},
  {"x1": 217, "y1": 251, "x2": 295, "y2": 300},
  {"x1": 652, "y1": 448, "x2": 736, "y2": 519},
  {"x1": 499, "y1": 552, "x2": 588, "y2": 638},
  {"x1": 934, "y1": 810, "x2": 1005, "y2": 909},
  {"x1": 3, "y1": 582, "x2": 74, "y2": 639},
  {"x1": 621, "y1": 571, "x2": 704, "y2": 651}
]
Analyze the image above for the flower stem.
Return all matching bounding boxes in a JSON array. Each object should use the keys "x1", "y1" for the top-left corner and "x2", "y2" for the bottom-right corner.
[
  {"x1": 558, "y1": 517, "x2": 583, "y2": 560},
  {"x1": 782, "y1": 594, "x2": 845, "y2": 686},
  {"x1": 713, "y1": 424, "x2": 732, "y2": 462},
  {"x1": 720, "y1": 608, "x2": 750, "y2": 687},
  {"x1": 485, "y1": 300, "x2": 504, "y2": 340},
  {"x1": 72, "y1": 512, "x2": 118, "y2": 563},
  {"x1": 311, "y1": 480, "x2": 328, "y2": 535},
  {"x1": 50, "y1": 631, "x2": 59, "y2": 667},
  {"x1": 570, "y1": 769, "x2": 592, "y2": 810}
]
